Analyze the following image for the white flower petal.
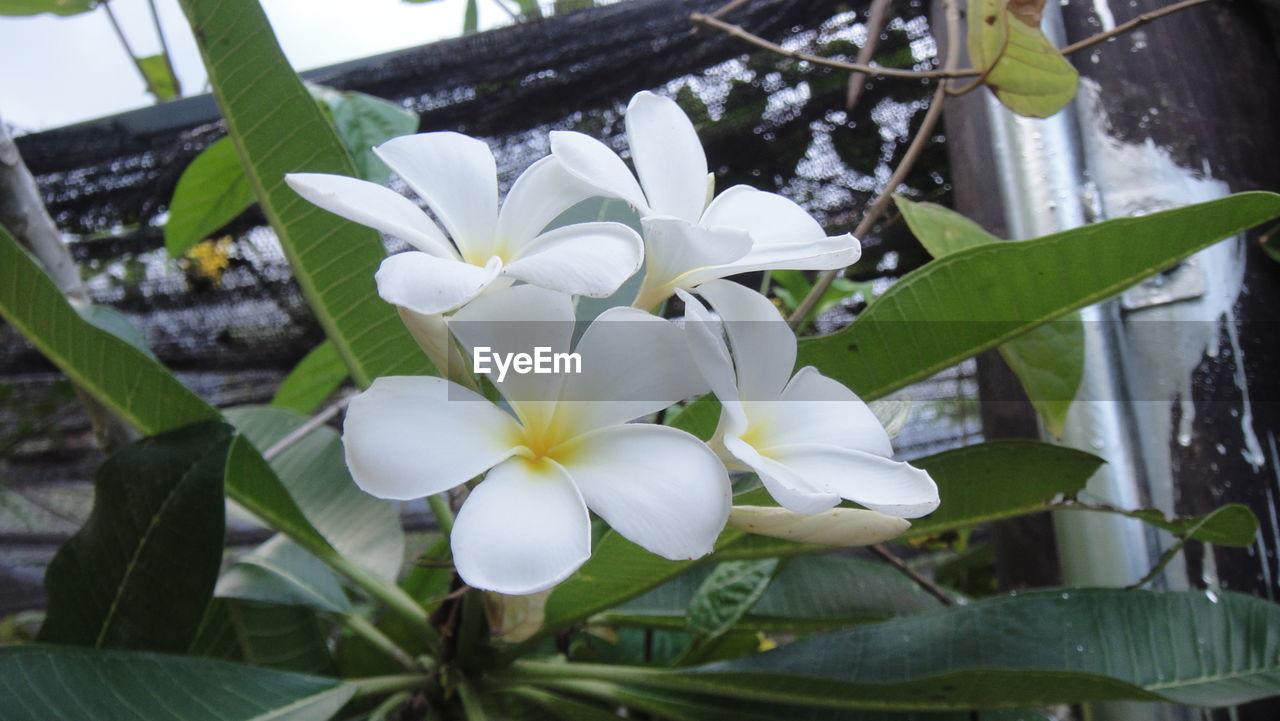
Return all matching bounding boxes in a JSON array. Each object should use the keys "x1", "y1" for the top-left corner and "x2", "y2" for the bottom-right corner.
[
  {"x1": 707, "y1": 233, "x2": 861, "y2": 279},
  {"x1": 555, "y1": 306, "x2": 706, "y2": 431},
  {"x1": 626, "y1": 91, "x2": 708, "y2": 223},
  {"x1": 449, "y1": 285, "x2": 575, "y2": 407},
  {"x1": 765, "y1": 443, "x2": 940, "y2": 518},
  {"x1": 285, "y1": 173, "x2": 458, "y2": 260},
  {"x1": 728, "y1": 505, "x2": 910, "y2": 547},
  {"x1": 702, "y1": 186, "x2": 825, "y2": 245},
  {"x1": 722, "y1": 435, "x2": 839, "y2": 515},
  {"x1": 496, "y1": 156, "x2": 600, "y2": 251},
  {"x1": 342, "y1": 376, "x2": 521, "y2": 501},
  {"x1": 560, "y1": 424, "x2": 729, "y2": 560},
  {"x1": 549, "y1": 130, "x2": 650, "y2": 213},
  {"x1": 633, "y1": 217, "x2": 752, "y2": 308},
  {"x1": 694, "y1": 279, "x2": 795, "y2": 402},
  {"x1": 374, "y1": 133, "x2": 499, "y2": 259},
  {"x1": 751, "y1": 366, "x2": 894, "y2": 457},
  {"x1": 452, "y1": 457, "x2": 590, "y2": 595},
  {"x1": 503, "y1": 222, "x2": 643, "y2": 298},
  {"x1": 675, "y1": 288, "x2": 740, "y2": 408},
  {"x1": 698, "y1": 185, "x2": 861, "y2": 276},
  {"x1": 375, "y1": 252, "x2": 501, "y2": 315}
]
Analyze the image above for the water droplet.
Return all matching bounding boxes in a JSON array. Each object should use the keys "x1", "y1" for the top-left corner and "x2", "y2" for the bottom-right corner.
[
  {"x1": 1215, "y1": 443, "x2": 1228, "y2": 455},
  {"x1": 1061, "y1": 592, "x2": 1071, "y2": 600},
  {"x1": 1205, "y1": 590, "x2": 1220, "y2": 603},
  {"x1": 1075, "y1": 644, "x2": 1085, "y2": 652}
]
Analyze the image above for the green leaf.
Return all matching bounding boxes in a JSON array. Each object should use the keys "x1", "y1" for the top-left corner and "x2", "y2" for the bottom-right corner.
[
  {"x1": 995, "y1": 316, "x2": 1082, "y2": 438},
  {"x1": 272, "y1": 341, "x2": 348, "y2": 414},
  {"x1": 518, "y1": 591, "x2": 1280, "y2": 710},
  {"x1": 224, "y1": 434, "x2": 335, "y2": 554},
  {"x1": 906, "y1": 440, "x2": 1103, "y2": 539},
  {"x1": 226, "y1": 405, "x2": 405, "y2": 581},
  {"x1": 165, "y1": 137, "x2": 255, "y2": 257},
  {"x1": 799, "y1": 192, "x2": 1280, "y2": 400},
  {"x1": 1075, "y1": 502, "x2": 1260, "y2": 547},
  {"x1": 177, "y1": 0, "x2": 431, "y2": 387},
  {"x1": 38, "y1": 421, "x2": 233, "y2": 652},
  {"x1": 217, "y1": 535, "x2": 352, "y2": 613},
  {"x1": 687, "y1": 559, "x2": 779, "y2": 639},
  {"x1": 656, "y1": 588, "x2": 1280, "y2": 709},
  {"x1": 0, "y1": 0, "x2": 96, "y2": 16},
  {"x1": 138, "y1": 53, "x2": 179, "y2": 102},
  {"x1": 666, "y1": 395, "x2": 721, "y2": 442},
  {"x1": 311, "y1": 86, "x2": 419, "y2": 184},
  {"x1": 0, "y1": 229, "x2": 218, "y2": 434},
  {"x1": 603, "y1": 686, "x2": 1052, "y2": 721},
  {"x1": 895, "y1": 196, "x2": 1001, "y2": 256},
  {"x1": 77, "y1": 303, "x2": 156, "y2": 359},
  {"x1": 191, "y1": 598, "x2": 334, "y2": 675},
  {"x1": 0, "y1": 645, "x2": 353, "y2": 720},
  {"x1": 967, "y1": 0, "x2": 1078, "y2": 117},
  {"x1": 463, "y1": 0, "x2": 478, "y2": 32},
  {"x1": 542, "y1": 529, "x2": 745, "y2": 636},
  {"x1": 607, "y1": 556, "x2": 944, "y2": 633},
  {"x1": 895, "y1": 196, "x2": 1083, "y2": 437},
  {"x1": 0, "y1": 226, "x2": 333, "y2": 556}
]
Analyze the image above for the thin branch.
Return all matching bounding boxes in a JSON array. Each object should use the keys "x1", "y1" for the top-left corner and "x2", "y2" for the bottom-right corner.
[
  {"x1": 692, "y1": 0, "x2": 1218, "y2": 81},
  {"x1": 101, "y1": 1, "x2": 163, "y2": 103},
  {"x1": 868, "y1": 544, "x2": 961, "y2": 606},
  {"x1": 1060, "y1": 0, "x2": 1215, "y2": 55},
  {"x1": 262, "y1": 390, "x2": 357, "y2": 461},
  {"x1": 845, "y1": 0, "x2": 893, "y2": 111},
  {"x1": 787, "y1": 0, "x2": 963, "y2": 327},
  {"x1": 145, "y1": 0, "x2": 182, "y2": 99},
  {"x1": 691, "y1": 12, "x2": 967, "y2": 79},
  {"x1": 709, "y1": 0, "x2": 752, "y2": 20}
]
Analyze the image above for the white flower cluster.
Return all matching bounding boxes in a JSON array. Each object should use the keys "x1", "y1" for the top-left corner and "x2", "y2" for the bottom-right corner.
[{"x1": 286, "y1": 91, "x2": 939, "y2": 595}]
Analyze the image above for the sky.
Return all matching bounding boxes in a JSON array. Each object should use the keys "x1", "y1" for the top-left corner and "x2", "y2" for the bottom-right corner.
[{"x1": 0, "y1": 0, "x2": 513, "y2": 133}]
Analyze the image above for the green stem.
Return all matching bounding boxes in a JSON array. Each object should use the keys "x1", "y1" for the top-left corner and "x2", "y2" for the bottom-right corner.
[
  {"x1": 323, "y1": 550, "x2": 439, "y2": 647},
  {"x1": 369, "y1": 691, "x2": 411, "y2": 721},
  {"x1": 500, "y1": 660, "x2": 661, "y2": 687},
  {"x1": 351, "y1": 673, "x2": 430, "y2": 700},
  {"x1": 457, "y1": 677, "x2": 489, "y2": 721},
  {"x1": 338, "y1": 612, "x2": 418, "y2": 670},
  {"x1": 428, "y1": 493, "x2": 455, "y2": 537}
]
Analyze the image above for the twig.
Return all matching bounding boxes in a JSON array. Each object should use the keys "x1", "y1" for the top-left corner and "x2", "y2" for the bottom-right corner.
[
  {"x1": 692, "y1": 0, "x2": 1218, "y2": 81},
  {"x1": 1060, "y1": 0, "x2": 1215, "y2": 55},
  {"x1": 101, "y1": 1, "x2": 163, "y2": 103},
  {"x1": 145, "y1": 0, "x2": 182, "y2": 99},
  {"x1": 692, "y1": 12, "x2": 965, "y2": 79},
  {"x1": 786, "y1": 0, "x2": 963, "y2": 327},
  {"x1": 263, "y1": 390, "x2": 357, "y2": 460},
  {"x1": 845, "y1": 0, "x2": 893, "y2": 111},
  {"x1": 869, "y1": 544, "x2": 961, "y2": 606},
  {"x1": 709, "y1": 0, "x2": 752, "y2": 20}
]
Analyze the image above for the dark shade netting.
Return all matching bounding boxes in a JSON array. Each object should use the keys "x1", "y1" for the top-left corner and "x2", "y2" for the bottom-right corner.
[{"x1": 1, "y1": 0, "x2": 975, "y2": 613}]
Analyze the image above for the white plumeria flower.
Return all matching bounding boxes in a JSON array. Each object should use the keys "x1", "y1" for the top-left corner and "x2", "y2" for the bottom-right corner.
[
  {"x1": 342, "y1": 285, "x2": 731, "y2": 595},
  {"x1": 550, "y1": 91, "x2": 861, "y2": 309},
  {"x1": 286, "y1": 131, "x2": 643, "y2": 317},
  {"x1": 677, "y1": 279, "x2": 939, "y2": 517}
]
